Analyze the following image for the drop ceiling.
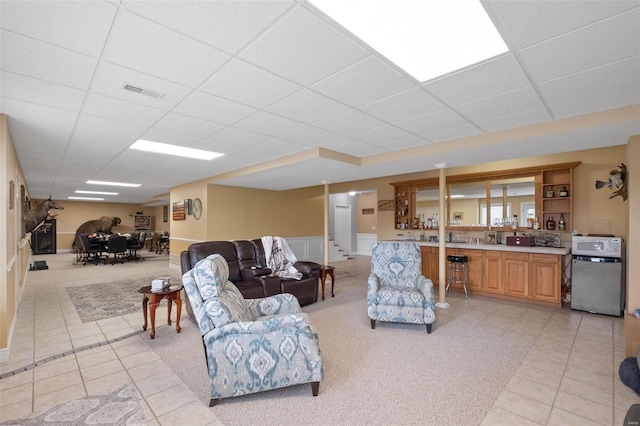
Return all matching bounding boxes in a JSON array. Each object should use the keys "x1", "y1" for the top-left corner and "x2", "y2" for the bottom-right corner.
[{"x1": 1, "y1": 0, "x2": 639, "y2": 205}]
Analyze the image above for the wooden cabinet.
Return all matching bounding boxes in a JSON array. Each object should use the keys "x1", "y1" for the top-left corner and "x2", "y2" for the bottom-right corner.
[
  {"x1": 420, "y1": 246, "x2": 440, "y2": 284},
  {"x1": 541, "y1": 168, "x2": 573, "y2": 232},
  {"x1": 503, "y1": 252, "x2": 529, "y2": 297},
  {"x1": 482, "y1": 250, "x2": 503, "y2": 294},
  {"x1": 458, "y1": 248, "x2": 482, "y2": 292},
  {"x1": 531, "y1": 253, "x2": 561, "y2": 302},
  {"x1": 418, "y1": 245, "x2": 562, "y2": 305},
  {"x1": 394, "y1": 184, "x2": 415, "y2": 230}
]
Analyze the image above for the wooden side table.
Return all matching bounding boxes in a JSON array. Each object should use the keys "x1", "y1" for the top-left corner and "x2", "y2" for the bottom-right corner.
[
  {"x1": 319, "y1": 266, "x2": 335, "y2": 300},
  {"x1": 138, "y1": 284, "x2": 183, "y2": 339}
]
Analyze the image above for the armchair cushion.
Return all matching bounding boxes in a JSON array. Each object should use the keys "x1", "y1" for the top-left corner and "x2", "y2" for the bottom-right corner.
[{"x1": 194, "y1": 254, "x2": 252, "y2": 328}]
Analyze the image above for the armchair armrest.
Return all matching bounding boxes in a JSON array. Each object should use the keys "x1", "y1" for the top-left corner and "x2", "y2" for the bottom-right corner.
[
  {"x1": 367, "y1": 273, "x2": 381, "y2": 300},
  {"x1": 205, "y1": 312, "x2": 313, "y2": 340},
  {"x1": 247, "y1": 293, "x2": 302, "y2": 317}
]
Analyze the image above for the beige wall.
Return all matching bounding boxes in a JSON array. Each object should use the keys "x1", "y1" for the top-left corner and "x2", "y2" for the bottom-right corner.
[
  {"x1": 53, "y1": 200, "x2": 164, "y2": 250},
  {"x1": 356, "y1": 193, "x2": 377, "y2": 233},
  {"x1": 1, "y1": 114, "x2": 29, "y2": 351}
]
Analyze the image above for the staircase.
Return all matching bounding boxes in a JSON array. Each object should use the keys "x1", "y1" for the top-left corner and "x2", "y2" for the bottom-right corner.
[{"x1": 329, "y1": 240, "x2": 350, "y2": 262}]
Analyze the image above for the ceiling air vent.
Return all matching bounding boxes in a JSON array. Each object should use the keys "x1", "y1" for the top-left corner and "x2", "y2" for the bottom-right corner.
[{"x1": 123, "y1": 84, "x2": 165, "y2": 99}]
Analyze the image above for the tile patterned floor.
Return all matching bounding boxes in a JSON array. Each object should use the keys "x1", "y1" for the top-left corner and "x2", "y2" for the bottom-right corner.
[{"x1": 1, "y1": 252, "x2": 637, "y2": 425}]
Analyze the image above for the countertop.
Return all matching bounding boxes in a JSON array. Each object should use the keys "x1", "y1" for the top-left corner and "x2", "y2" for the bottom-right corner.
[{"x1": 385, "y1": 240, "x2": 571, "y2": 255}]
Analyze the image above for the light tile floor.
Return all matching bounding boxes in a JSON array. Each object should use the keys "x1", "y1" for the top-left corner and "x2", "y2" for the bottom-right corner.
[{"x1": 0, "y1": 252, "x2": 637, "y2": 425}]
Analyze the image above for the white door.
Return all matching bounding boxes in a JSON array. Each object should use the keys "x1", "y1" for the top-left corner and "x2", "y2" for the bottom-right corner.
[{"x1": 334, "y1": 205, "x2": 351, "y2": 255}]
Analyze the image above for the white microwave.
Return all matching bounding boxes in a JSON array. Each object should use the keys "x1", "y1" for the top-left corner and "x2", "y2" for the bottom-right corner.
[{"x1": 571, "y1": 236, "x2": 623, "y2": 258}]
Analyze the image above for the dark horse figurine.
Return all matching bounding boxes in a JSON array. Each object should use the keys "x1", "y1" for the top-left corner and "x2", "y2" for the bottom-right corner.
[{"x1": 24, "y1": 198, "x2": 64, "y2": 234}]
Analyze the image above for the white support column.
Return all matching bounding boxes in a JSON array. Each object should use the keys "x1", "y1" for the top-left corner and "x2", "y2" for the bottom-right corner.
[
  {"x1": 435, "y1": 163, "x2": 449, "y2": 309},
  {"x1": 322, "y1": 181, "x2": 330, "y2": 265}
]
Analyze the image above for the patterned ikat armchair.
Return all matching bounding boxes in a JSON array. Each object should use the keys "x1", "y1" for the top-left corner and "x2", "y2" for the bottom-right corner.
[
  {"x1": 367, "y1": 242, "x2": 436, "y2": 333},
  {"x1": 182, "y1": 254, "x2": 324, "y2": 406}
]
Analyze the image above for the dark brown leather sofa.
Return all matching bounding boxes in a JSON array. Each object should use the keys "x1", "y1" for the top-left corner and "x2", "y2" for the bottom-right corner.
[{"x1": 180, "y1": 239, "x2": 321, "y2": 307}]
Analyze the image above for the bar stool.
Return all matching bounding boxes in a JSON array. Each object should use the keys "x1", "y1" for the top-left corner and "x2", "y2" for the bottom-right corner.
[{"x1": 446, "y1": 255, "x2": 469, "y2": 298}]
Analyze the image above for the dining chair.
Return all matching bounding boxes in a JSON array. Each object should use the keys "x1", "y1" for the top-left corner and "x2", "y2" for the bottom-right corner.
[{"x1": 106, "y1": 235, "x2": 128, "y2": 264}]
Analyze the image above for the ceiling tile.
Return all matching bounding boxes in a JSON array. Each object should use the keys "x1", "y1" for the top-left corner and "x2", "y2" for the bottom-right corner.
[
  {"x1": 1, "y1": 98, "x2": 78, "y2": 135},
  {"x1": 371, "y1": 135, "x2": 430, "y2": 151},
  {"x1": 424, "y1": 54, "x2": 530, "y2": 106},
  {"x1": 91, "y1": 62, "x2": 192, "y2": 110},
  {"x1": 314, "y1": 110, "x2": 386, "y2": 136},
  {"x1": 266, "y1": 89, "x2": 351, "y2": 124},
  {"x1": 153, "y1": 113, "x2": 225, "y2": 139},
  {"x1": 137, "y1": 128, "x2": 202, "y2": 147},
  {"x1": 352, "y1": 125, "x2": 414, "y2": 145},
  {"x1": 311, "y1": 56, "x2": 415, "y2": 107},
  {"x1": 360, "y1": 87, "x2": 445, "y2": 123},
  {"x1": 252, "y1": 138, "x2": 310, "y2": 154},
  {"x1": 174, "y1": 91, "x2": 256, "y2": 125},
  {"x1": 239, "y1": 6, "x2": 369, "y2": 85},
  {"x1": 454, "y1": 86, "x2": 546, "y2": 123},
  {"x1": 486, "y1": 0, "x2": 640, "y2": 48},
  {"x1": 208, "y1": 126, "x2": 270, "y2": 146},
  {"x1": 233, "y1": 111, "x2": 304, "y2": 137},
  {"x1": 422, "y1": 124, "x2": 483, "y2": 144},
  {"x1": 1, "y1": 71, "x2": 85, "y2": 111},
  {"x1": 279, "y1": 126, "x2": 336, "y2": 145},
  {"x1": 519, "y1": 8, "x2": 640, "y2": 83},
  {"x1": 83, "y1": 93, "x2": 167, "y2": 126},
  {"x1": 1, "y1": 30, "x2": 98, "y2": 89},
  {"x1": 538, "y1": 56, "x2": 640, "y2": 106},
  {"x1": 122, "y1": 0, "x2": 294, "y2": 54},
  {"x1": 73, "y1": 114, "x2": 147, "y2": 150},
  {"x1": 476, "y1": 108, "x2": 552, "y2": 133},
  {"x1": 192, "y1": 140, "x2": 247, "y2": 155},
  {"x1": 550, "y1": 87, "x2": 640, "y2": 119},
  {"x1": 395, "y1": 109, "x2": 469, "y2": 137},
  {"x1": 103, "y1": 11, "x2": 230, "y2": 87},
  {"x1": 0, "y1": 0, "x2": 117, "y2": 56},
  {"x1": 200, "y1": 59, "x2": 302, "y2": 109}
]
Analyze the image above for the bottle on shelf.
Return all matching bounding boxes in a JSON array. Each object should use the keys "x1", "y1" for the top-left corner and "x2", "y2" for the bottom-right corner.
[
  {"x1": 545, "y1": 186, "x2": 554, "y2": 198},
  {"x1": 512, "y1": 214, "x2": 518, "y2": 230},
  {"x1": 560, "y1": 186, "x2": 569, "y2": 197},
  {"x1": 527, "y1": 214, "x2": 534, "y2": 229},
  {"x1": 558, "y1": 213, "x2": 566, "y2": 231},
  {"x1": 533, "y1": 216, "x2": 540, "y2": 230},
  {"x1": 546, "y1": 216, "x2": 556, "y2": 231}
]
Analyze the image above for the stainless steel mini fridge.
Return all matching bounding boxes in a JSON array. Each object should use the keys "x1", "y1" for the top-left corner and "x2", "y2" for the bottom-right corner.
[{"x1": 571, "y1": 236, "x2": 624, "y2": 317}]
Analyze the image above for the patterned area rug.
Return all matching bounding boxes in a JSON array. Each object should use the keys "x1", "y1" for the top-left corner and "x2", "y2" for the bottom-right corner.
[
  {"x1": 0, "y1": 383, "x2": 145, "y2": 425},
  {"x1": 66, "y1": 277, "x2": 156, "y2": 322}
]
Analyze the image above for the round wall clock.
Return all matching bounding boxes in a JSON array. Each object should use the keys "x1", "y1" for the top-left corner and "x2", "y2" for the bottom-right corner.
[{"x1": 192, "y1": 198, "x2": 202, "y2": 220}]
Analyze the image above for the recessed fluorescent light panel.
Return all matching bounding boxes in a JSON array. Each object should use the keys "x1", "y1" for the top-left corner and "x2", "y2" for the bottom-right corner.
[
  {"x1": 310, "y1": 0, "x2": 507, "y2": 82},
  {"x1": 75, "y1": 190, "x2": 119, "y2": 195},
  {"x1": 68, "y1": 196, "x2": 105, "y2": 201},
  {"x1": 87, "y1": 180, "x2": 141, "y2": 188},
  {"x1": 129, "y1": 140, "x2": 224, "y2": 160}
]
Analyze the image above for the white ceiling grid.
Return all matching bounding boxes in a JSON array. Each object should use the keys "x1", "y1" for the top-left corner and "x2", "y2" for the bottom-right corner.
[{"x1": 0, "y1": 0, "x2": 638, "y2": 203}]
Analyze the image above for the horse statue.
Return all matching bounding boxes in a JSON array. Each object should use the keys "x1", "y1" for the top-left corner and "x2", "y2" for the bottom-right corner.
[{"x1": 24, "y1": 198, "x2": 64, "y2": 234}]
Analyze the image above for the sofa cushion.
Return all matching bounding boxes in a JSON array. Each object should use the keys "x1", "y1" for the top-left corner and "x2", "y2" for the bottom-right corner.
[{"x1": 194, "y1": 254, "x2": 252, "y2": 327}]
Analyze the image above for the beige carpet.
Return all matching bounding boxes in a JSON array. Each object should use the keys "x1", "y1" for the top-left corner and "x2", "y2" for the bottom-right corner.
[{"x1": 150, "y1": 258, "x2": 530, "y2": 426}]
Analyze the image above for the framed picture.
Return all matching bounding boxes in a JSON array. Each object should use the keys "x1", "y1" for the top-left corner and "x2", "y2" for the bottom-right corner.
[
  {"x1": 184, "y1": 198, "x2": 192, "y2": 214},
  {"x1": 453, "y1": 212, "x2": 463, "y2": 221},
  {"x1": 163, "y1": 205, "x2": 168, "y2": 223},
  {"x1": 484, "y1": 230, "x2": 497, "y2": 244},
  {"x1": 133, "y1": 214, "x2": 151, "y2": 230},
  {"x1": 377, "y1": 199, "x2": 394, "y2": 211}
]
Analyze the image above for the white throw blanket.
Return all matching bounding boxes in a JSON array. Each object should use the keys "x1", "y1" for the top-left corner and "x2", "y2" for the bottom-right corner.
[{"x1": 261, "y1": 236, "x2": 302, "y2": 280}]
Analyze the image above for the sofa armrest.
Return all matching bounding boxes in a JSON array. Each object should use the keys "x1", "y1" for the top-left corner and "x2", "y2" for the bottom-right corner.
[
  {"x1": 294, "y1": 261, "x2": 320, "y2": 276},
  {"x1": 240, "y1": 267, "x2": 272, "y2": 279}
]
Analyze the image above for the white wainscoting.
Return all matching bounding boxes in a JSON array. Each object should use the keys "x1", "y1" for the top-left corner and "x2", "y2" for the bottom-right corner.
[
  {"x1": 285, "y1": 236, "x2": 324, "y2": 264},
  {"x1": 356, "y1": 233, "x2": 378, "y2": 256}
]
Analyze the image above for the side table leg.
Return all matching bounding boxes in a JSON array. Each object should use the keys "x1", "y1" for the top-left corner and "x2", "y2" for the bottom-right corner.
[
  {"x1": 320, "y1": 272, "x2": 326, "y2": 301},
  {"x1": 175, "y1": 296, "x2": 182, "y2": 334},
  {"x1": 330, "y1": 271, "x2": 335, "y2": 297},
  {"x1": 141, "y1": 294, "x2": 149, "y2": 331},
  {"x1": 167, "y1": 299, "x2": 172, "y2": 326},
  {"x1": 149, "y1": 296, "x2": 159, "y2": 339}
]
